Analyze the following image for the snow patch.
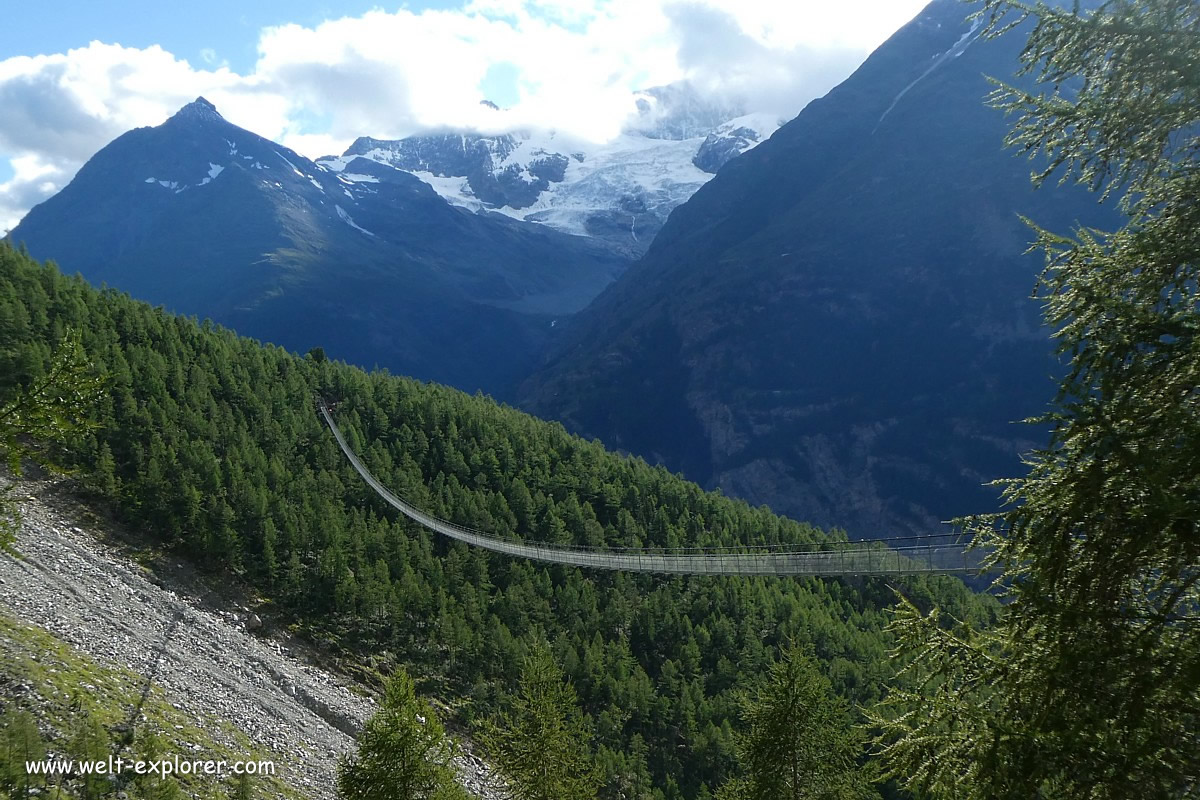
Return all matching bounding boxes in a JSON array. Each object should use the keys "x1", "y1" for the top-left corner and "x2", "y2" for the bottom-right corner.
[
  {"x1": 335, "y1": 94, "x2": 781, "y2": 244},
  {"x1": 309, "y1": 177, "x2": 324, "y2": 192},
  {"x1": 335, "y1": 204, "x2": 375, "y2": 237},
  {"x1": 275, "y1": 151, "x2": 306, "y2": 178},
  {"x1": 375, "y1": 131, "x2": 713, "y2": 238},
  {"x1": 410, "y1": 172, "x2": 481, "y2": 211},
  {"x1": 720, "y1": 112, "x2": 782, "y2": 149},
  {"x1": 195, "y1": 162, "x2": 226, "y2": 187},
  {"x1": 876, "y1": 17, "x2": 984, "y2": 129},
  {"x1": 316, "y1": 156, "x2": 350, "y2": 172}
]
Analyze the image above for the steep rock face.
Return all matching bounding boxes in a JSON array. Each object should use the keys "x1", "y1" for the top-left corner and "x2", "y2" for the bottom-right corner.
[
  {"x1": 343, "y1": 133, "x2": 570, "y2": 209},
  {"x1": 331, "y1": 84, "x2": 781, "y2": 257},
  {"x1": 692, "y1": 114, "x2": 781, "y2": 173},
  {"x1": 519, "y1": 0, "x2": 1118, "y2": 538},
  {"x1": 627, "y1": 83, "x2": 746, "y2": 140},
  {"x1": 8, "y1": 99, "x2": 628, "y2": 397}
]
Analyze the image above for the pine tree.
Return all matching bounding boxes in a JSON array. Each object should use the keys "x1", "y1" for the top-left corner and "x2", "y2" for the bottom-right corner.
[
  {"x1": 483, "y1": 644, "x2": 599, "y2": 800},
  {"x1": 337, "y1": 668, "x2": 464, "y2": 800},
  {"x1": 230, "y1": 770, "x2": 252, "y2": 800},
  {"x1": 719, "y1": 645, "x2": 868, "y2": 800},
  {"x1": 129, "y1": 731, "x2": 185, "y2": 800},
  {"x1": 874, "y1": 2, "x2": 1200, "y2": 798},
  {"x1": 92, "y1": 441, "x2": 119, "y2": 499},
  {"x1": 0, "y1": 329, "x2": 103, "y2": 549},
  {"x1": 0, "y1": 708, "x2": 47, "y2": 798},
  {"x1": 68, "y1": 713, "x2": 111, "y2": 800}
]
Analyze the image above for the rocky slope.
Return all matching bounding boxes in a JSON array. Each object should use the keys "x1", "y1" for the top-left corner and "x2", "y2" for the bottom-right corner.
[{"x1": 0, "y1": 480, "x2": 499, "y2": 799}]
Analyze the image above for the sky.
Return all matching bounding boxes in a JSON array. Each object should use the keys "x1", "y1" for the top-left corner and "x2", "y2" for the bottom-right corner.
[{"x1": 0, "y1": 0, "x2": 932, "y2": 231}]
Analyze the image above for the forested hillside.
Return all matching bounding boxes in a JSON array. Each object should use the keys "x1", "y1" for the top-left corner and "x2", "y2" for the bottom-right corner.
[{"x1": 0, "y1": 243, "x2": 993, "y2": 799}]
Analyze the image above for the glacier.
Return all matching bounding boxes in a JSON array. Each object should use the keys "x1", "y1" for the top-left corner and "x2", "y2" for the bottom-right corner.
[{"x1": 319, "y1": 85, "x2": 783, "y2": 255}]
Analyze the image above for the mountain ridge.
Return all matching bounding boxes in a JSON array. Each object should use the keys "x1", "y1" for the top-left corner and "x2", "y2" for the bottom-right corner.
[
  {"x1": 6, "y1": 97, "x2": 629, "y2": 397},
  {"x1": 518, "y1": 0, "x2": 1119, "y2": 538},
  {"x1": 321, "y1": 84, "x2": 782, "y2": 257}
]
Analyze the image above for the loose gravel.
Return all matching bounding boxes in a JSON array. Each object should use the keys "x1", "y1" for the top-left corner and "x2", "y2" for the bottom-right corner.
[{"x1": 0, "y1": 480, "x2": 499, "y2": 800}]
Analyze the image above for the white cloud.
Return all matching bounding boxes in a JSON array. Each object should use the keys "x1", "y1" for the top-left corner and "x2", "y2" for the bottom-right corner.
[{"x1": 0, "y1": 0, "x2": 931, "y2": 231}]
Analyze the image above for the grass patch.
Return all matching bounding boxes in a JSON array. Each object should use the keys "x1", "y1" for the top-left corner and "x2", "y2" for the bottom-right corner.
[{"x1": 0, "y1": 613, "x2": 312, "y2": 799}]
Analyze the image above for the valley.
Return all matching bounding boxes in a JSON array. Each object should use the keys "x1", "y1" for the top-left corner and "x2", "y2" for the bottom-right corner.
[
  {"x1": 0, "y1": 242, "x2": 992, "y2": 798},
  {"x1": 2, "y1": 0, "x2": 1116, "y2": 542},
  {"x1": 1, "y1": 0, "x2": 1195, "y2": 797}
]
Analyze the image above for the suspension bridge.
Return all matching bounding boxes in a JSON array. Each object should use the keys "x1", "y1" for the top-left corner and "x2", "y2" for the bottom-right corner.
[{"x1": 320, "y1": 400, "x2": 979, "y2": 576}]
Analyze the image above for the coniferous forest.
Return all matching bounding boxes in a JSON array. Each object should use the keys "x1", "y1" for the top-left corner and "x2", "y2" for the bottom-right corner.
[
  {"x1": 3, "y1": 3, "x2": 1196, "y2": 798},
  {"x1": 0, "y1": 243, "x2": 993, "y2": 799}
]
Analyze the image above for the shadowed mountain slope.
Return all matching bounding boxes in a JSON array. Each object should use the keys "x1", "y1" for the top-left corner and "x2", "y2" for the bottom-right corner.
[
  {"x1": 519, "y1": 0, "x2": 1117, "y2": 537},
  {"x1": 8, "y1": 98, "x2": 628, "y2": 397}
]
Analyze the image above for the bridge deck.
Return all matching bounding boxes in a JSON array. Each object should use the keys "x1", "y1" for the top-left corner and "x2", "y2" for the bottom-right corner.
[{"x1": 320, "y1": 401, "x2": 976, "y2": 576}]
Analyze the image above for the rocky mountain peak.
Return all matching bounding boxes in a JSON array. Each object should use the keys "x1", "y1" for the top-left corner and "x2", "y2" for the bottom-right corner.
[
  {"x1": 170, "y1": 96, "x2": 225, "y2": 125},
  {"x1": 629, "y1": 82, "x2": 745, "y2": 141}
]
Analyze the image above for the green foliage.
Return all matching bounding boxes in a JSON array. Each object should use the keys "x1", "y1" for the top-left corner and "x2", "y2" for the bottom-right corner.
[
  {"x1": 0, "y1": 708, "x2": 47, "y2": 798},
  {"x1": 229, "y1": 771, "x2": 253, "y2": 800},
  {"x1": 128, "y1": 731, "x2": 186, "y2": 800},
  {"x1": 68, "y1": 714, "x2": 111, "y2": 800},
  {"x1": 337, "y1": 668, "x2": 462, "y2": 800},
  {"x1": 0, "y1": 328, "x2": 103, "y2": 549},
  {"x1": 483, "y1": 644, "x2": 599, "y2": 800},
  {"x1": 0, "y1": 329, "x2": 103, "y2": 476},
  {"x1": 867, "y1": 596, "x2": 1004, "y2": 797},
  {"x1": 0, "y1": 239, "x2": 995, "y2": 799},
  {"x1": 721, "y1": 645, "x2": 869, "y2": 800},
  {"x1": 875, "y1": 2, "x2": 1200, "y2": 798}
]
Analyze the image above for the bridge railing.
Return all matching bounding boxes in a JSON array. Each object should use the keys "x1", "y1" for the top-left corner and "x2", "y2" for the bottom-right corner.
[{"x1": 318, "y1": 399, "x2": 979, "y2": 576}]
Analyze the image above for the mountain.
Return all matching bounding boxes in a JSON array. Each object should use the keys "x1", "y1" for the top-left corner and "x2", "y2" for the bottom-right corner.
[
  {"x1": 6, "y1": 97, "x2": 629, "y2": 397},
  {"x1": 321, "y1": 84, "x2": 781, "y2": 258},
  {"x1": 518, "y1": 0, "x2": 1119, "y2": 539}
]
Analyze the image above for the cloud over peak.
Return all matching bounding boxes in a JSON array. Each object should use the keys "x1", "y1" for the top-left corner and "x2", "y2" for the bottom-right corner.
[{"x1": 0, "y1": 0, "x2": 930, "y2": 231}]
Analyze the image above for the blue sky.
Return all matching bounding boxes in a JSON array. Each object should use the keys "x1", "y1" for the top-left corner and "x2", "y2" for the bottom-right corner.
[
  {"x1": 0, "y1": 0, "x2": 933, "y2": 230},
  {"x1": 3, "y1": 2, "x2": 447, "y2": 74}
]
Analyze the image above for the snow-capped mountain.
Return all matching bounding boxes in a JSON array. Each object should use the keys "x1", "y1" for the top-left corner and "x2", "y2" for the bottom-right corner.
[
  {"x1": 320, "y1": 85, "x2": 782, "y2": 256},
  {"x1": 627, "y1": 83, "x2": 747, "y2": 140},
  {"x1": 519, "y1": 0, "x2": 1121, "y2": 541},
  {"x1": 7, "y1": 97, "x2": 627, "y2": 397},
  {"x1": 692, "y1": 113, "x2": 782, "y2": 174}
]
